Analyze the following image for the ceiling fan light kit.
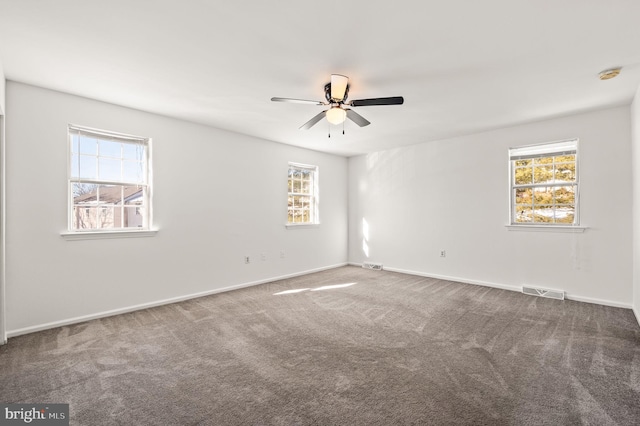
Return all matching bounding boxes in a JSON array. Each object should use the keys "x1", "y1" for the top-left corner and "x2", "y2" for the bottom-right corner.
[
  {"x1": 326, "y1": 107, "x2": 347, "y2": 125},
  {"x1": 330, "y1": 74, "x2": 349, "y2": 101},
  {"x1": 271, "y1": 74, "x2": 404, "y2": 132}
]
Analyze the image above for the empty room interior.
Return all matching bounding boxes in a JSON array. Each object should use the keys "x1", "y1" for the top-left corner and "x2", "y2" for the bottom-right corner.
[{"x1": 1, "y1": 1, "x2": 640, "y2": 424}]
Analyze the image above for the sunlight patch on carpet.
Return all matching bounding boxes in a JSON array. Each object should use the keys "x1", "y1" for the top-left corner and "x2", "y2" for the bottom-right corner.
[{"x1": 274, "y1": 283, "x2": 356, "y2": 295}]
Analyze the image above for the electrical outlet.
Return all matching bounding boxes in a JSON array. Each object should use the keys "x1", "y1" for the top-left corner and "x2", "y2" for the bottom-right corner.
[
  {"x1": 244, "y1": 256, "x2": 250, "y2": 264},
  {"x1": 440, "y1": 250, "x2": 446, "y2": 258},
  {"x1": 280, "y1": 250, "x2": 286, "y2": 259},
  {"x1": 261, "y1": 253, "x2": 266, "y2": 261}
]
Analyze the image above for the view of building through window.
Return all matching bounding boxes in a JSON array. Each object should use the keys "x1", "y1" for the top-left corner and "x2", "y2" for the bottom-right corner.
[
  {"x1": 509, "y1": 139, "x2": 578, "y2": 225},
  {"x1": 68, "y1": 125, "x2": 150, "y2": 231},
  {"x1": 287, "y1": 163, "x2": 318, "y2": 224}
]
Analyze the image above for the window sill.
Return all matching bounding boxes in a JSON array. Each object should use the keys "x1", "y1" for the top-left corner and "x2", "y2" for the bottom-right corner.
[
  {"x1": 61, "y1": 229, "x2": 158, "y2": 241},
  {"x1": 285, "y1": 223, "x2": 319, "y2": 229},
  {"x1": 505, "y1": 225, "x2": 586, "y2": 233}
]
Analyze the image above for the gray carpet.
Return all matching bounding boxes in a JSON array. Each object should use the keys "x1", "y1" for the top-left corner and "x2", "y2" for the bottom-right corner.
[{"x1": 1, "y1": 266, "x2": 639, "y2": 425}]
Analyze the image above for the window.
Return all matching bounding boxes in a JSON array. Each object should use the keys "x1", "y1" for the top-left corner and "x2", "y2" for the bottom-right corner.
[
  {"x1": 68, "y1": 125, "x2": 151, "y2": 232},
  {"x1": 509, "y1": 139, "x2": 578, "y2": 225},
  {"x1": 287, "y1": 163, "x2": 318, "y2": 224}
]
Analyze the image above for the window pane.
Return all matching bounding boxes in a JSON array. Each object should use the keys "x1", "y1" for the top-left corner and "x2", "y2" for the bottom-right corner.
[
  {"x1": 72, "y1": 206, "x2": 97, "y2": 229},
  {"x1": 78, "y1": 155, "x2": 97, "y2": 179},
  {"x1": 514, "y1": 166, "x2": 532, "y2": 185},
  {"x1": 97, "y1": 206, "x2": 116, "y2": 229},
  {"x1": 99, "y1": 140, "x2": 122, "y2": 158},
  {"x1": 514, "y1": 159, "x2": 531, "y2": 167},
  {"x1": 72, "y1": 183, "x2": 99, "y2": 201},
  {"x1": 292, "y1": 180, "x2": 301, "y2": 193},
  {"x1": 554, "y1": 155, "x2": 575, "y2": 163},
  {"x1": 515, "y1": 206, "x2": 533, "y2": 223},
  {"x1": 302, "y1": 180, "x2": 310, "y2": 194},
  {"x1": 293, "y1": 209, "x2": 302, "y2": 223},
  {"x1": 554, "y1": 163, "x2": 576, "y2": 182},
  {"x1": 78, "y1": 135, "x2": 98, "y2": 155},
  {"x1": 124, "y1": 186, "x2": 145, "y2": 206},
  {"x1": 97, "y1": 185, "x2": 123, "y2": 204},
  {"x1": 123, "y1": 160, "x2": 144, "y2": 183},
  {"x1": 71, "y1": 154, "x2": 80, "y2": 178},
  {"x1": 123, "y1": 143, "x2": 145, "y2": 161},
  {"x1": 534, "y1": 156, "x2": 553, "y2": 165},
  {"x1": 533, "y1": 206, "x2": 554, "y2": 223},
  {"x1": 533, "y1": 187, "x2": 554, "y2": 204},
  {"x1": 533, "y1": 165, "x2": 553, "y2": 184},
  {"x1": 99, "y1": 157, "x2": 122, "y2": 181},
  {"x1": 515, "y1": 188, "x2": 532, "y2": 204},
  {"x1": 555, "y1": 207, "x2": 575, "y2": 224},
  {"x1": 554, "y1": 186, "x2": 575, "y2": 204},
  {"x1": 123, "y1": 206, "x2": 144, "y2": 228}
]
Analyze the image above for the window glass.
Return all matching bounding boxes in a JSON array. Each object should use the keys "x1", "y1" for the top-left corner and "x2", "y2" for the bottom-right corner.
[
  {"x1": 509, "y1": 140, "x2": 578, "y2": 225},
  {"x1": 69, "y1": 126, "x2": 151, "y2": 231},
  {"x1": 287, "y1": 163, "x2": 318, "y2": 225}
]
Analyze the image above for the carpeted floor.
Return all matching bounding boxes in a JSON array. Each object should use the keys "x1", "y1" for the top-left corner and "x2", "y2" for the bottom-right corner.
[{"x1": 1, "y1": 266, "x2": 639, "y2": 425}]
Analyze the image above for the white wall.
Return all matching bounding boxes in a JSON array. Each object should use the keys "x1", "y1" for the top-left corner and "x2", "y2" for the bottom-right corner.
[
  {"x1": 5, "y1": 82, "x2": 348, "y2": 334},
  {"x1": 0, "y1": 62, "x2": 5, "y2": 343},
  {"x1": 632, "y1": 86, "x2": 640, "y2": 324},
  {"x1": 0, "y1": 62, "x2": 5, "y2": 114},
  {"x1": 349, "y1": 106, "x2": 633, "y2": 307}
]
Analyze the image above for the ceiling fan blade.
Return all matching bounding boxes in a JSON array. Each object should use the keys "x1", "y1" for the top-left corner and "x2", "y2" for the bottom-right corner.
[
  {"x1": 271, "y1": 97, "x2": 325, "y2": 105},
  {"x1": 299, "y1": 111, "x2": 327, "y2": 130},
  {"x1": 330, "y1": 74, "x2": 349, "y2": 101},
  {"x1": 349, "y1": 96, "x2": 404, "y2": 107},
  {"x1": 346, "y1": 109, "x2": 371, "y2": 127}
]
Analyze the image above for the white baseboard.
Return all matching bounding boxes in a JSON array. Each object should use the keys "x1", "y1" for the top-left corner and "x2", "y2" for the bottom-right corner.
[
  {"x1": 633, "y1": 305, "x2": 640, "y2": 328},
  {"x1": 353, "y1": 263, "x2": 633, "y2": 310},
  {"x1": 563, "y1": 294, "x2": 632, "y2": 309},
  {"x1": 7, "y1": 263, "x2": 348, "y2": 338},
  {"x1": 381, "y1": 266, "x2": 522, "y2": 293}
]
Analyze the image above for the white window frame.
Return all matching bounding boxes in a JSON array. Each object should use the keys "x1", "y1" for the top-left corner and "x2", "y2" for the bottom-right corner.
[
  {"x1": 64, "y1": 124, "x2": 154, "y2": 238},
  {"x1": 287, "y1": 162, "x2": 319, "y2": 226},
  {"x1": 508, "y1": 139, "x2": 580, "y2": 227}
]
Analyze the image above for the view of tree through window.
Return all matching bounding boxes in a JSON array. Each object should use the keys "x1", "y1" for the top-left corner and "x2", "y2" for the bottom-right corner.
[
  {"x1": 68, "y1": 125, "x2": 151, "y2": 231},
  {"x1": 287, "y1": 163, "x2": 318, "y2": 224},
  {"x1": 510, "y1": 140, "x2": 578, "y2": 225}
]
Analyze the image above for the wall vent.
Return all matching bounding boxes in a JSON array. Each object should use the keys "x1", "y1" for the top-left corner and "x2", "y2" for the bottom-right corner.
[
  {"x1": 362, "y1": 262, "x2": 383, "y2": 270},
  {"x1": 522, "y1": 286, "x2": 564, "y2": 300}
]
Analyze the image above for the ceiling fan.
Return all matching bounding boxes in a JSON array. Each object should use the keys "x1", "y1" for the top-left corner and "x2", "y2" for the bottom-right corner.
[{"x1": 271, "y1": 74, "x2": 404, "y2": 132}]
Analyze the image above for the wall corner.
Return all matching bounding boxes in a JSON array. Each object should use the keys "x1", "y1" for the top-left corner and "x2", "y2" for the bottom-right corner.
[{"x1": 631, "y1": 83, "x2": 640, "y2": 327}]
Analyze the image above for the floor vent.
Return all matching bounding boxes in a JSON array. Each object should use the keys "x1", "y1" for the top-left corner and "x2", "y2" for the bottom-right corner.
[
  {"x1": 362, "y1": 262, "x2": 383, "y2": 270},
  {"x1": 522, "y1": 286, "x2": 564, "y2": 300}
]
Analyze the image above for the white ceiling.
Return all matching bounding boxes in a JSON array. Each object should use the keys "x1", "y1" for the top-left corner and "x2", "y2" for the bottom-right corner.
[{"x1": 1, "y1": 0, "x2": 639, "y2": 156}]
